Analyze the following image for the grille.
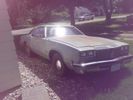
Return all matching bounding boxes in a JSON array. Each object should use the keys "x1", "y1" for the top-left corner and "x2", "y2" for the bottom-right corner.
[
  {"x1": 96, "y1": 47, "x2": 127, "y2": 61},
  {"x1": 96, "y1": 49, "x2": 112, "y2": 61},
  {"x1": 80, "y1": 47, "x2": 128, "y2": 63}
]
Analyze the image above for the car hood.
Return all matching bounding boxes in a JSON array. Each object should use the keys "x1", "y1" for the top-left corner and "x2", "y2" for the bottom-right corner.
[{"x1": 51, "y1": 35, "x2": 127, "y2": 49}]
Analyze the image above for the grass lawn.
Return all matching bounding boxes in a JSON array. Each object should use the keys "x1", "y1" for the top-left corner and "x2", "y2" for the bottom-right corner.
[{"x1": 76, "y1": 16, "x2": 133, "y2": 38}]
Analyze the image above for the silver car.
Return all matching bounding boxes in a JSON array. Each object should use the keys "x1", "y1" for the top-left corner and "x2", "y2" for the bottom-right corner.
[
  {"x1": 21, "y1": 24, "x2": 133, "y2": 75},
  {"x1": 76, "y1": 14, "x2": 95, "y2": 21}
]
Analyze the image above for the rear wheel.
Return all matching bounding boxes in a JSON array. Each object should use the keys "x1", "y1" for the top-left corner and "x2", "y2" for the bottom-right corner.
[{"x1": 51, "y1": 53, "x2": 67, "y2": 76}]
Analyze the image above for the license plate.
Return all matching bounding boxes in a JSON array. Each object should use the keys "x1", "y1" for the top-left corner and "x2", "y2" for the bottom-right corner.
[{"x1": 111, "y1": 63, "x2": 121, "y2": 72}]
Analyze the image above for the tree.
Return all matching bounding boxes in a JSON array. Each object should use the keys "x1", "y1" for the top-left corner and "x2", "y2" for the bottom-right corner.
[
  {"x1": 103, "y1": 0, "x2": 113, "y2": 24},
  {"x1": 67, "y1": 1, "x2": 76, "y2": 25},
  {"x1": 117, "y1": 0, "x2": 133, "y2": 13},
  {"x1": 74, "y1": 0, "x2": 114, "y2": 23}
]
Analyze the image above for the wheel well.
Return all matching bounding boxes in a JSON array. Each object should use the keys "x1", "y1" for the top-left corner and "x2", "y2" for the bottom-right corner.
[{"x1": 49, "y1": 50, "x2": 60, "y2": 60}]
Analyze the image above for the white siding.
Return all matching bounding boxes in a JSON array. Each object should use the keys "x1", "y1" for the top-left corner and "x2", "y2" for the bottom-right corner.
[
  {"x1": 0, "y1": 0, "x2": 21, "y2": 92},
  {"x1": 0, "y1": 0, "x2": 7, "y2": 10}
]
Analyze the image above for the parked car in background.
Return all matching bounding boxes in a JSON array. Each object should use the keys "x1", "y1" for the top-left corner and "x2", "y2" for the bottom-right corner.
[
  {"x1": 74, "y1": 6, "x2": 95, "y2": 21},
  {"x1": 76, "y1": 13, "x2": 95, "y2": 21},
  {"x1": 20, "y1": 24, "x2": 133, "y2": 76}
]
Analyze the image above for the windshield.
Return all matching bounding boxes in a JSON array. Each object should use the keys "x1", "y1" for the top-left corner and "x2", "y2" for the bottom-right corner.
[{"x1": 46, "y1": 26, "x2": 84, "y2": 37}]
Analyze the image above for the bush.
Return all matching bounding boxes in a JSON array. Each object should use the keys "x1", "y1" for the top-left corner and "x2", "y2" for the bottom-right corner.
[{"x1": 51, "y1": 6, "x2": 70, "y2": 21}]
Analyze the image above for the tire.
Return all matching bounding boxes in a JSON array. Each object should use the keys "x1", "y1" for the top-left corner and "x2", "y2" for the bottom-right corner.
[
  {"x1": 51, "y1": 53, "x2": 67, "y2": 76},
  {"x1": 24, "y1": 44, "x2": 33, "y2": 57}
]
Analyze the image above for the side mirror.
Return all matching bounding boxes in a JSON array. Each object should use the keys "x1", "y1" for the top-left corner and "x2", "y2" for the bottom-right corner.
[{"x1": 32, "y1": 33, "x2": 44, "y2": 38}]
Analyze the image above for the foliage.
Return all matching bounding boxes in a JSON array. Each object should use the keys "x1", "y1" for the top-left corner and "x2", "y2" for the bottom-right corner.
[
  {"x1": 27, "y1": 5, "x2": 51, "y2": 24},
  {"x1": 51, "y1": 6, "x2": 70, "y2": 21},
  {"x1": 6, "y1": 0, "x2": 133, "y2": 29},
  {"x1": 116, "y1": 0, "x2": 133, "y2": 13}
]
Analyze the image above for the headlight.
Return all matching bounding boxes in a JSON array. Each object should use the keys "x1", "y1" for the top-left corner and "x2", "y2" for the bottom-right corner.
[
  {"x1": 80, "y1": 52, "x2": 87, "y2": 57},
  {"x1": 80, "y1": 51, "x2": 96, "y2": 57},
  {"x1": 124, "y1": 46, "x2": 129, "y2": 50},
  {"x1": 87, "y1": 51, "x2": 96, "y2": 56},
  {"x1": 121, "y1": 45, "x2": 129, "y2": 51},
  {"x1": 120, "y1": 46, "x2": 129, "y2": 55}
]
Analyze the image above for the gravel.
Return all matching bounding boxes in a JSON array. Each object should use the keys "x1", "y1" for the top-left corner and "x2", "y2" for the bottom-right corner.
[{"x1": 3, "y1": 50, "x2": 60, "y2": 100}]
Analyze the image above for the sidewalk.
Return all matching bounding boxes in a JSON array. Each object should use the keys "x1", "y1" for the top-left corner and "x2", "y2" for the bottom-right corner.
[{"x1": 22, "y1": 85, "x2": 50, "y2": 100}]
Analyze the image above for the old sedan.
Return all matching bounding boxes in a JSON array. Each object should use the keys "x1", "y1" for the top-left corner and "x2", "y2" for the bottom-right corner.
[{"x1": 21, "y1": 24, "x2": 133, "y2": 75}]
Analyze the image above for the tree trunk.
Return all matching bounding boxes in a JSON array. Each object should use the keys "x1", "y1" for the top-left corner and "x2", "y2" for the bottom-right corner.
[
  {"x1": 103, "y1": 0, "x2": 113, "y2": 24},
  {"x1": 69, "y1": 6, "x2": 75, "y2": 26},
  {"x1": 105, "y1": 12, "x2": 112, "y2": 24},
  {"x1": 68, "y1": 0, "x2": 76, "y2": 26}
]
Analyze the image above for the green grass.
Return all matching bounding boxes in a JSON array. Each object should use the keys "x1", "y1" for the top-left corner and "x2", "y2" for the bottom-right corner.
[{"x1": 76, "y1": 17, "x2": 132, "y2": 37}]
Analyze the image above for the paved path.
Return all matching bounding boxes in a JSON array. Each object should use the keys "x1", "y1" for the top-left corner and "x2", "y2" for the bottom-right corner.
[{"x1": 22, "y1": 85, "x2": 50, "y2": 100}]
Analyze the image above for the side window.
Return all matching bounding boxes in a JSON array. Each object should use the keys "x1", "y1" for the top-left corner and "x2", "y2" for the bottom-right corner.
[
  {"x1": 31, "y1": 27, "x2": 45, "y2": 38},
  {"x1": 47, "y1": 27, "x2": 52, "y2": 37},
  {"x1": 46, "y1": 27, "x2": 56, "y2": 37}
]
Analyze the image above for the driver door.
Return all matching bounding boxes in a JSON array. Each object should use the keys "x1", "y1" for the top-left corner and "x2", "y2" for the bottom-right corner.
[{"x1": 29, "y1": 27, "x2": 45, "y2": 56}]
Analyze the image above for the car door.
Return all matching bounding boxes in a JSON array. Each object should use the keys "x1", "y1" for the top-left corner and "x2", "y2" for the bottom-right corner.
[{"x1": 29, "y1": 27, "x2": 45, "y2": 56}]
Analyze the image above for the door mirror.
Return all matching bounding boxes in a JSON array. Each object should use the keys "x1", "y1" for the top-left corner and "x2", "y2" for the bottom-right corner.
[
  {"x1": 31, "y1": 27, "x2": 45, "y2": 38},
  {"x1": 32, "y1": 33, "x2": 44, "y2": 38}
]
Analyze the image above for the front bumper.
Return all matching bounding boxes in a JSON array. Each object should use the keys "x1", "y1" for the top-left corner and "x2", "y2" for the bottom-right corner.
[{"x1": 73, "y1": 55, "x2": 133, "y2": 74}]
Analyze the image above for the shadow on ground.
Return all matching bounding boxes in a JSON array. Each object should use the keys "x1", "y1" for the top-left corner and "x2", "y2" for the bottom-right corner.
[
  {"x1": 18, "y1": 50, "x2": 132, "y2": 100},
  {"x1": 47, "y1": 68, "x2": 132, "y2": 100}
]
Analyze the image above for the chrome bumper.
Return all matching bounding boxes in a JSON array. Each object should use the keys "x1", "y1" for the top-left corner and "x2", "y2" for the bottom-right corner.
[{"x1": 73, "y1": 55, "x2": 133, "y2": 68}]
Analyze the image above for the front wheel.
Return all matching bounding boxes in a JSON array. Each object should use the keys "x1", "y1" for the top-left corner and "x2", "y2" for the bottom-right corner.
[{"x1": 52, "y1": 53, "x2": 67, "y2": 76}]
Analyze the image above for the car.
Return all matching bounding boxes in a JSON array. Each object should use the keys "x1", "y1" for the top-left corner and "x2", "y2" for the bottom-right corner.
[
  {"x1": 76, "y1": 14, "x2": 95, "y2": 21},
  {"x1": 20, "y1": 24, "x2": 133, "y2": 75}
]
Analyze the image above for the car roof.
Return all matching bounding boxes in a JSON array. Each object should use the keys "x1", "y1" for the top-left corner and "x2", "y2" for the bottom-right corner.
[{"x1": 38, "y1": 23, "x2": 73, "y2": 28}]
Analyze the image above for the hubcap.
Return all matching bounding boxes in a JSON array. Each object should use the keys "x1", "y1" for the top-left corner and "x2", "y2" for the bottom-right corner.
[{"x1": 56, "y1": 60, "x2": 62, "y2": 70}]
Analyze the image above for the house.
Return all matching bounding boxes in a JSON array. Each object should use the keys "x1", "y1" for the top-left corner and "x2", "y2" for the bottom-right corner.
[{"x1": 0, "y1": 0, "x2": 21, "y2": 92}]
